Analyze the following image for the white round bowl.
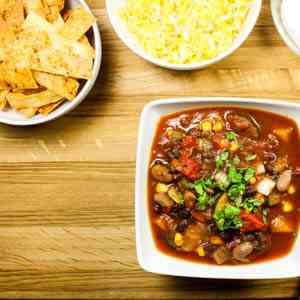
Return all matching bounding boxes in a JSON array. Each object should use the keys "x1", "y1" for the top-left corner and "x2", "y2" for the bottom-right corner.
[
  {"x1": 106, "y1": 0, "x2": 262, "y2": 71},
  {"x1": 271, "y1": 0, "x2": 300, "y2": 58},
  {"x1": 0, "y1": 0, "x2": 102, "y2": 126}
]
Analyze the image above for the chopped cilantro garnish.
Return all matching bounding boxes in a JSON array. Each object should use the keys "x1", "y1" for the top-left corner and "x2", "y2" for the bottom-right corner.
[
  {"x1": 244, "y1": 168, "x2": 255, "y2": 182},
  {"x1": 245, "y1": 154, "x2": 257, "y2": 161},
  {"x1": 214, "y1": 204, "x2": 243, "y2": 231},
  {"x1": 215, "y1": 172, "x2": 230, "y2": 190},
  {"x1": 228, "y1": 166, "x2": 243, "y2": 183},
  {"x1": 194, "y1": 178, "x2": 215, "y2": 210},
  {"x1": 224, "y1": 204, "x2": 241, "y2": 219},
  {"x1": 197, "y1": 193, "x2": 208, "y2": 211},
  {"x1": 216, "y1": 151, "x2": 229, "y2": 169},
  {"x1": 226, "y1": 131, "x2": 237, "y2": 141},
  {"x1": 232, "y1": 155, "x2": 241, "y2": 166},
  {"x1": 242, "y1": 198, "x2": 262, "y2": 212},
  {"x1": 227, "y1": 183, "x2": 245, "y2": 206}
]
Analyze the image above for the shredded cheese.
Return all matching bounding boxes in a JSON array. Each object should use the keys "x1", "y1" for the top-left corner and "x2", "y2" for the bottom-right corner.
[{"x1": 119, "y1": 0, "x2": 254, "y2": 65}]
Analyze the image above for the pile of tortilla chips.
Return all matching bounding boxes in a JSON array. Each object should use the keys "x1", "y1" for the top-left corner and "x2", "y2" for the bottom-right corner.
[{"x1": 0, "y1": 0, "x2": 96, "y2": 118}]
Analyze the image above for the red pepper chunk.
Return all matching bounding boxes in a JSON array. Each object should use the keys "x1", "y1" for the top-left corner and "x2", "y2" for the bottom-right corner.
[
  {"x1": 240, "y1": 211, "x2": 266, "y2": 232},
  {"x1": 179, "y1": 155, "x2": 200, "y2": 180},
  {"x1": 182, "y1": 136, "x2": 197, "y2": 148}
]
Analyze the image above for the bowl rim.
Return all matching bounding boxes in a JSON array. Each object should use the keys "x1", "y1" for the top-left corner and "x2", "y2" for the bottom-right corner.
[
  {"x1": 135, "y1": 97, "x2": 300, "y2": 279},
  {"x1": 106, "y1": 0, "x2": 262, "y2": 71},
  {"x1": 0, "y1": 0, "x2": 102, "y2": 126},
  {"x1": 271, "y1": 0, "x2": 300, "y2": 58}
]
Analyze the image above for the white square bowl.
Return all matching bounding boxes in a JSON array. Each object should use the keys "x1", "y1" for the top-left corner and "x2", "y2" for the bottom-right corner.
[{"x1": 135, "y1": 97, "x2": 300, "y2": 279}]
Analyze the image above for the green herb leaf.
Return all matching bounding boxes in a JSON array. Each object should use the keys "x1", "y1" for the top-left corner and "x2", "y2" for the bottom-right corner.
[
  {"x1": 215, "y1": 171, "x2": 230, "y2": 190},
  {"x1": 228, "y1": 166, "x2": 243, "y2": 183},
  {"x1": 232, "y1": 155, "x2": 241, "y2": 166},
  {"x1": 216, "y1": 151, "x2": 229, "y2": 169},
  {"x1": 227, "y1": 183, "x2": 245, "y2": 206},
  {"x1": 213, "y1": 204, "x2": 243, "y2": 231},
  {"x1": 226, "y1": 131, "x2": 236, "y2": 141},
  {"x1": 244, "y1": 168, "x2": 255, "y2": 182},
  {"x1": 242, "y1": 198, "x2": 262, "y2": 212},
  {"x1": 224, "y1": 204, "x2": 240, "y2": 219},
  {"x1": 194, "y1": 179, "x2": 215, "y2": 210},
  {"x1": 245, "y1": 154, "x2": 257, "y2": 161},
  {"x1": 197, "y1": 193, "x2": 208, "y2": 211}
]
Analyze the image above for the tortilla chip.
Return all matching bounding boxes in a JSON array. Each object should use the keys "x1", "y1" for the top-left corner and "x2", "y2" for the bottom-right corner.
[
  {"x1": 23, "y1": 12, "x2": 94, "y2": 59},
  {"x1": 43, "y1": 0, "x2": 64, "y2": 11},
  {"x1": 23, "y1": 0, "x2": 46, "y2": 17},
  {"x1": 42, "y1": 0, "x2": 64, "y2": 22},
  {"x1": 34, "y1": 71, "x2": 79, "y2": 100},
  {"x1": 0, "y1": 63, "x2": 39, "y2": 89},
  {"x1": 79, "y1": 35, "x2": 95, "y2": 59},
  {"x1": 0, "y1": 90, "x2": 8, "y2": 110},
  {"x1": 11, "y1": 87, "x2": 45, "y2": 94},
  {"x1": 52, "y1": 14, "x2": 64, "y2": 31},
  {"x1": 0, "y1": 14, "x2": 17, "y2": 47},
  {"x1": 59, "y1": 6, "x2": 96, "y2": 41},
  {"x1": 23, "y1": 11, "x2": 55, "y2": 32},
  {"x1": 0, "y1": 0, "x2": 25, "y2": 28},
  {"x1": 0, "y1": 79, "x2": 9, "y2": 90},
  {"x1": 6, "y1": 89, "x2": 63, "y2": 109},
  {"x1": 18, "y1": 107, "x2": 38, "y2": 118},
  {"x1": 33, "y1": 47, "x2": 93, "y2": 79},
  {"x1": 38, "y1": 99, "x2": 64, "y2": 115}
]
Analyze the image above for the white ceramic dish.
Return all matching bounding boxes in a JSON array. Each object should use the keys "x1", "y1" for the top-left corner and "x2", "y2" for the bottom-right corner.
[
  {"x1": 271, "y1": 0, "x2": 300, "y2": 58},
  {"x1": 0, "y1": 0, "x2": 102, "y2": 126},
  {"x1": 136, "y1": 97, "x2": 300, "y2": 279},
  {"x1": 106, "y1": 0, "x2": 262, "y2": 71}
]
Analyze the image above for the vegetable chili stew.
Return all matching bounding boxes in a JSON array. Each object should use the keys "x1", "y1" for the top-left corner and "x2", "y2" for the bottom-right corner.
[{"x1": 148, "y1": 107, "x2": 300, "y2": 265}]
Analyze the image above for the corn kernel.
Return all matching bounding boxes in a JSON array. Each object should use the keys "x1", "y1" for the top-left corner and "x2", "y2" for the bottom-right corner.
[
  {"x1": 249, "y1": 177, "x2": 257, "y2": 185},
  {"x1": 196, "y1": 246, "x2": 205, "y2": 257},
  {"x1": 201, "y1": 120, "x2": 212, "y2": 132},
  {"x1": 174, "y1": 233, "x2": 184, "y2": 247},
  {"x1": 213, "y1": 120, "x2": 224, "y2": 132},
  {"x1": 210, "y1": 235, "x2": 224, "y2": 245},
  {"x1": 156, "y1": 183, "x2": 169, "y2": 193},
  {"x1": 219, "y1": 139, "x2": 229, "y2": 149},
  {"x1": 229, "y1": 143, "x2": 239, "y2": 152},
  {"x1": 282, "y1": 200, "x2": 294, "y2": 213},
  {"x1": 288, "y1": 184, "x2": 296, "y2": 195}
]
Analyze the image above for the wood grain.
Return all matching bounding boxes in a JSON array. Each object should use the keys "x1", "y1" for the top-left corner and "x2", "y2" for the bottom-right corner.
[{"x1": 0, "y1": 1, "x2": 299, "y2": 299}]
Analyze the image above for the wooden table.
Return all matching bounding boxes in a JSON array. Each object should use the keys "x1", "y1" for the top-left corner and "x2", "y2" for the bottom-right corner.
[{"x1": 0, "y1": 1, "x2": 299, "y2": 299}]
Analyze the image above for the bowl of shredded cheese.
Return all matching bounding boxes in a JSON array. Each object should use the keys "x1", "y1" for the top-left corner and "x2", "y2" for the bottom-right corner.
[{"x1": 106, "y1": 0, "x2": 262, "y2": 70}]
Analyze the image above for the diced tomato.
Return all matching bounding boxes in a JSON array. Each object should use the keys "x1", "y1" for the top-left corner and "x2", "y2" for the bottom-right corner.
[
  {"x1": 182, "y1": 136, "x2": 197, "y2": 148},
  {"x1": 179, "y1": 155, "x2": 200, "y2": 180},
  {"x1": 240, "y1": 211, "x2": 266, "y2": 232},
  {"x1": 191, "y1": 210, "x2": 206, "y2": 223},
  {"x1": 212, "y1": 135, "x2": 229, "y2": 149}
]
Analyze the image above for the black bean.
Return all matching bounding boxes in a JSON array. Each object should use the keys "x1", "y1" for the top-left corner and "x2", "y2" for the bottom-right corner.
[
  {"x1": 170, "y1": 204, "x2": 180, "y2": 218},
  {"x1": 178, "y1": 208, "x2": 190, "y2": 219},
  {"x1": 153, "y1": 203, "x2": 162, "y2": 214},
  {"x1": 265, "y1": 163, "x2": 274, "y2": 175},
  {"x1": 207, "y1": 223, "x2": 218, "y2": 234},
  {"x1": 177, "y1": 219, "x2": 188, "y2": 233},
  {"x1": 245, "y1": 186, "x2": 256, "y2": 196},
  {"x1": 219, "y1": 230, "x2": 236, "y2": 242}
]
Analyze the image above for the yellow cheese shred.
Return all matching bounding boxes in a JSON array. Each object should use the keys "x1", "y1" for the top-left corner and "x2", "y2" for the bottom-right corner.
[{"x1": 120, "y1": 0, "x2": 254, "y2": 64}]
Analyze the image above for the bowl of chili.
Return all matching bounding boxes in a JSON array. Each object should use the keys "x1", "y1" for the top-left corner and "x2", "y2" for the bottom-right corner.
[{"x1": 136, "y1": 97, "x2": 300, "y2": 279}]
